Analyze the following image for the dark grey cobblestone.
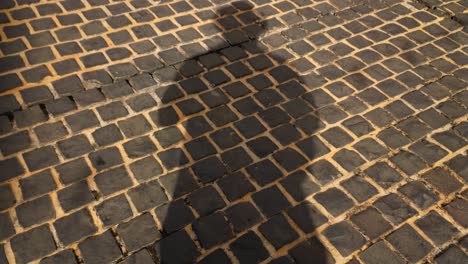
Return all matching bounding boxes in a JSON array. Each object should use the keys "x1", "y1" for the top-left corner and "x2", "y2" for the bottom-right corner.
[{"x1": 0, "y1": 0, "x2": 467, "y2": 263}]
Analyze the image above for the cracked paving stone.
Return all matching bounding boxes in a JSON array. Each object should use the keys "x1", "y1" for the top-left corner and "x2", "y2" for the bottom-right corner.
[
  {"x1": 359, "y1": 241, "x2": 405, "y2": 264},
  {"x1": 323, "y1": 221, "x2": 366, "y2": 257},
  {"x1": 386, "y1": 224, "x2": 433, "y2": 262},
  {"x1": 374, "y1": 194, "x2": 417, "y2": 225}
]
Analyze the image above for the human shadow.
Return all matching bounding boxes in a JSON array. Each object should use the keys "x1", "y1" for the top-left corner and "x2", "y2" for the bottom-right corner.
[{"x1": 153, "y1": 1, "x2": 331, "y2": 263}]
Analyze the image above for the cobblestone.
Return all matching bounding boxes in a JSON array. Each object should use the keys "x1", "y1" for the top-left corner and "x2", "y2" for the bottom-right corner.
[{"x1": 0, "y1": 0, "x2": 467, "y2": 263}]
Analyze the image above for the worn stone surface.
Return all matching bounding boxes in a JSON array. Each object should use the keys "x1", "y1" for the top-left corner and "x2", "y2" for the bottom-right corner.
[{"x1": 0, "y1": 0, "x2": 467, "y2": 263}]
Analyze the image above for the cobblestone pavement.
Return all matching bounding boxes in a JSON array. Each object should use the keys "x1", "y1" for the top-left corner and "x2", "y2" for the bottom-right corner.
[{"x1": 0, "y1": 0, "x2": 467, "y2": 263}]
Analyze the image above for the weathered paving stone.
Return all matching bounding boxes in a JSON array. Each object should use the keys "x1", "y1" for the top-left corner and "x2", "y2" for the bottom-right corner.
[
  {"x1": 0, "y1": 157, "x2": 25, "y2": 182},
  {"x1": 252, "y1": 185, "x2": 291, "y2": 217},
  {"x1": 123, "y1": 136, "x2": 158, "y2": 159},
  {"x1": 306, "y1": 159, "x2": 341, "y2": 185},
  {"x1": 350, "y1": 207, "x2": 392, "y2": 240},
  {"x1": 89, "y1": 147, "x2": 124, "y2": 172},
  {"x1": 128, "y1": 180, "x2": 167, "y2": 212},
  {"x1": 422, "y1": 167, "x2": 462, "y2": 195},
  {"x1": 20, "y1": 170, "x2": 57, "y2": 199},
  {"x1": 230, "y1": 231, "x2": 270, "y2": 264},
  {"x1": 92, "y1": 124, "x2": 124, "y2": 147},
  {"x1": 390, "y1": 150, "x2": 428, "y2": 176},
  {"x1": 96, "y1": 102, "x2": 128, "y2": 122},
  {"x1": 14, "y1": 105, "x2": 48, "y2": 128},
  {"x1": 217, "y1": 172, "x2": 255, "y2": 202},
  {"x1": 150, "y1": 106, "x2": 180, "y2": 127},
  {"x1": 188, "y1": 185, "x2": 226, "y2": 216},
  {"x1": 158, "y1": 168, "x2": 198, "y2": 199},
  {"x1": 280, "y1": 170, "x2": 319, "y2": 202},
  {"x1": 94, "y1": 166, "x2": 133, "y2": 196},
  {"x1": 364, "y1": 108, "x2": 394, "y2": 128},
  {"x1": 341, "y1": 175, "x2": 378, "y2": 203},
  {"x1": 342, "y1": 116, "x2": 374, "y2": 137},
  {"x1": 374, "y1": 193, "x2": 417, "y2": 225},
  {"x1": 287, "y1": 201, "x2": 327, "y2": 234},
  {"x1": 434, "y1": 245, "x2": 468, "y2": 264},
  {"x1": 315, "y1": 188, "x2": 355, "y2": 217},
  {"x1": 198, "y1": 249, "x2": 232, "y2": 264},
  {"x1": 445, "y1": 155, "x2": 468, "y2": 182},
  {"x1": 0, "y1": 131, "x2": 31, "y2": 156},
  {"x1": 40, "y1": 250, "x2": 77, "y2": 264},
  {"x1": 16, "y1": 195, "x2": 55, "y2": 228},
  {"x1": 409, "y1": 139, "x2": 448, "y2": 164},
  {"x1": 193, "y1": 212, "x2": 234, "y2": 249},
  {"x1": 177, "y1": 98, "x2": 204, "y2": 116},
  {"x1": 364, "y1": 162, "x2": 403, "y2": 189},
  {"x1": 359, "y1": 241, "x2": 405, "y2": 264},
  {"x1": 10, "y1": 225, "x2": 57, "y2": 264},
  {"x1": 415, "y1": 211, "x2": 459, "y2": 246},
  {"x1": 79, "y1": 230, "x2": 122, "y2": 264},
  {"x1": 157, "y1": 148, "x2": 189, "y2": 170},
  {"x1": 55, "y1": 158, "x2": 92, "y2": 185},
  {"x1": 332, "y1": 149, "x2": 366, "y2": 172},
  {"x1": 153, "y1": 230, "x2": 200, "y2": 263},
  {"x1": 118, "y1": 213, "x2": 161, "y2": 252},
  {"x1": 58, "y1": 134, "x2": 94, "y2": 159},
  {"x1": 225, "y1": 202, "x2": 262, "y2": 233},
  {"x1": 127, "y1": 94, "x2": 157, "y2": 112},
  {"x1": 353, "y1": 138, "x2": 388, "y2": 161},
  {"x1": 96, "y1": 194, "x2": 133, "y2": 226},
  {"x1": 259, "y1": 213, "x2": 299, "y2": 249},
  {"x1": 34, "y1": 121, "x2": 68, "y2": 143},
  {"x1": 221, "y1": 146, "x2": 253, "y2": 172},
  {"x1": 234, "y1": 116, "x2": 266, "y2": 139},
  {"x1": 155, "y1": 199, "x2": 194, "y2": 234},
  {"x1": 398, "y1": 180, "x2": 438, "y2": 209},
  {"x1": 290, "y1": 237, "x2": 335, "y2": 264},
  {"x1": 247, "y1": 136, "x2": 279, "y2": 158},
  {"x1": 52, "y1": 75, "x2": 84, "y2": 96},
  {"x1": 129, "y1": 156, "x2": 163, "y2": 182},
  {"x1": 246, "y1": 159, "x2": 283, "y2": 186},
  {"x1": 119, "y1": 250, "x2": 154, "y2": 264},
  {"x1": 443, "y1": 198, "x2": 468, "y2": 228},
  {"x1": 432, "y1": 130, "x2": 466, "y2": 152},
  {"x1": 0, "y1": 212, "x2": 15, "y2": 241},
  {"x1": 58, "y1": 180, "x2": 95, "y2": 212},
  {"x1": 65, "y1": 110, "x2": 100, "y2": 132},
  {"x1": 273, "y1": 147, "x2": 307, "y2": 172},
  {"x1": 323, "y1": 221, "x2": 366, "y2": 257},
  {"x1": 22, "y1": 65, "x2": 52, "y2": 83},
  {"x1": 154, "y1": 126, "x2": 185, "y2": 148},
  {"x1": 23, "y1": 146, "x2": 60, "y2": 172},
  {"x1": 54, "y1": 209, "x2": 97, "y2": 246},
  {"x1": 82, "y1": 70, "x2": 112, "y2": 87},
  {"x1": 322, "y1": 127, "x2": 353, "y2": 148},
  {"x1": 45, "y1": 97, "x2": 76, "y2": 116},
  {"x1": 0, "y1": 116, "x2": 12, "y2": 135},
  {"x1": 386, "y1": 224, "x2": 433, "y2": 262},
  {"x1": 0, "y1": 94, "x2": 21, "y2": 114},
  {"x1": 101, "y1": 81, "x2": 133, "y2": 99}
]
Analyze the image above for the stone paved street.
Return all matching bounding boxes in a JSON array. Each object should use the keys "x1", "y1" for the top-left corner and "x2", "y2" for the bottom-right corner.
[{"x1": 0, "y1": 0, "x2": 467, "y2": 263}]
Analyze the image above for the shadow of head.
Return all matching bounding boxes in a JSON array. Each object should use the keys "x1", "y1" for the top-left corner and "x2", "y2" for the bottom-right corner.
[{"x1": 153, "y1": 1, "x2": 329, "y2": 263}]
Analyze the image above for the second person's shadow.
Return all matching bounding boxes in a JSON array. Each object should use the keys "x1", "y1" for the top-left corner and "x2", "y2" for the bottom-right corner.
[{"x1": 152, "y1": 1, "x2": 330, "y2": 263}]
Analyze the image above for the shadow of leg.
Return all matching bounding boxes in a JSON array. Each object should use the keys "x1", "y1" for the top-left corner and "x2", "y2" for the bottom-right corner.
[{"x1": 153, "y1": 1, "x2": 331, "y2": 263}]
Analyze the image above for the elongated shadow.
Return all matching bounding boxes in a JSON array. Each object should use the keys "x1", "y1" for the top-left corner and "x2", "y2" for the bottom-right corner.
[{"x1": 153, "y1": 1, "x2": 331, "y2": 263}]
